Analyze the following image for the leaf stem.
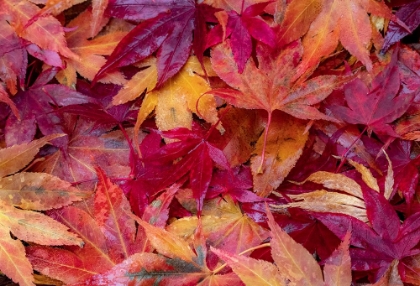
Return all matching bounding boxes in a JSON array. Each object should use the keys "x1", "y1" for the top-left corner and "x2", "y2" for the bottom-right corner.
[
  {"x1": 335, "y1": 125, "x2": 368, "y2": 172},
  {"x1": 257, "y1": 111, "x2": 272, "y2": 174}
]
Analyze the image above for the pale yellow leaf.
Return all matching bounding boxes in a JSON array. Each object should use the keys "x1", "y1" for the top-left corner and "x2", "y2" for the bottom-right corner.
[
  {"x1": 154, "y1": 80, "x2": 193, "y2": 131},
  {"x1": 382, "y1": 150, "x2": 394, "y2": 200},
  {"x1": 154, "y1": 56, "x2": 219, "y2": 131},
  {"x1": 348, "y1": 159, "x2": 379, "y2": 192},
  {"x1": 294, "y1": 171, "x2": 363, "y2": 198},
  {"x1": 272, "y1": 190, "x2": 368, "y2": 222}
]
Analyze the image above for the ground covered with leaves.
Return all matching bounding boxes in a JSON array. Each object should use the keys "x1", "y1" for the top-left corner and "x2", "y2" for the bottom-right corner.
[{"x1": 0, "y1": 0, "x2": 420, "y2": 285}]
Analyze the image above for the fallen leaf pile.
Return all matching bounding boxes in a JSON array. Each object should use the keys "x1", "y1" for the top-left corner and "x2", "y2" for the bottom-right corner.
[{"x1": 0, "y1": 0, "x2": 420, "y2": 285}]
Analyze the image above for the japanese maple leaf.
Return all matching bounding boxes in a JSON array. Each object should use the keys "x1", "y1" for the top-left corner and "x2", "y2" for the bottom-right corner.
[
  {"x1": 131, "y1": 56, "x2": 219, "y2": 134},
  {"x1": 0, "y1": 84, "x2": 19, "y2": 119},
  {"x1": 211, "y1": 39, "x2": 342, "y2": 122},
  {"x1": 31, "y1": 116, "x2": 141, "y2": 189},
  {"x1": 56, "y1": 10, "x2": 127, "y2": 88},
  {"x1": 330, "y1": 49, "x2": 414, "y2": 137},
  {"x1": 295, "y1": 0, "x2": 396, "y2": 76},
  {"x1": 27, "y1": 169, "x2": 138, "y2": 285},
  {"x1": 75, "y1": 212, "x2": 243, "y2": 285},
  {"x1": 0, "y1": 16, "x2": 27, "y2": 95},
  {"x1": 211, "y1": 40, "x2": 344, "y2": 171},
  {"x1": 4, "y1": 68, "x2": 94, "y2": 147},
  {"x1": 360, "y1": 138, "x2": 420, "y2": 208},
  {"x1": 143, "y1": 123, "x2": 230, "y2": 213},
  {"x1": 314, "y1": 188, "x2": 420, "y2": 283},
  {"x1": 0, "y1": 0, "x2": 77, "y2": 60},
  {"x1": 382, "y1": 0, "x2": 420, "y2": 53},
  {"x1": 211, "y1": 209, "x2": 352, "y2": 286},
  {"x1": 41, "y1": 0, "x2": 110, "y2": 38},
  {"x1": 168, "y1": 195, "x2": 269, "y2": 254},
  {"x1": 206, "y1": 1, "x2": 276, "y2": 72},
  {"x1": 0, "y1": 135, "x2": 87, "y2": 286},
  {"x1": 207, "y1": 166, "x2": 265, "y2": 203},
  {"x1": 28, "y1": 175, "x2": 238, "y2": 285},
  {"x1": 94, "y1": 0, "x2": 215, "y2": 87},
  {"x1": 276, "y1": 0, "x2": 323, "y2": 47}
]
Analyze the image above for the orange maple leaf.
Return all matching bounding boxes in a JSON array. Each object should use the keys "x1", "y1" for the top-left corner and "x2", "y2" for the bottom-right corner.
[
  {"x1": 294, "y1": 0, "x2": 395, "y2": 76},
  {"x1": 56, "y1": 10, "x2": 127, "y2": 87},
  {"x1": 211, "y1": 40, "x2": 343, "y2": 171}
]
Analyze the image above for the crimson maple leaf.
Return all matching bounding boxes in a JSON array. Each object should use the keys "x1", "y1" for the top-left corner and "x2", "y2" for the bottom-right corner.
[
  {"x1": 207, "y1": 166, "x2": 266, "y2": 203},
  {"x1": 142, "y1": 123, "x2": 230, "y2": 213},
  {"x1": 330, "y1": 49, "x2": 414, "y2": 137},
  {"x1": 206, "y1": 1, "x2": 276, "y2": 72},
  {"x1": 94, "y1": 0, "x2": 216, "y2": 87}
]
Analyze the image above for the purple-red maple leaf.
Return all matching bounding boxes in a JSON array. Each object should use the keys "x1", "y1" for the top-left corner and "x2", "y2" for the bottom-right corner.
[
  {"x1": 5, "y1": 68, "x2": 93, "y2": 147},
  {"x1": 315, "y1": 188, "x2": 420, "y2": 282},
  {"x1": 206, "y1": 1, "x2": 275, "y2": 73},
  {"x1": 330, "y1": 49, "x2": 414, "y2": 137},
  {"x1": 382, "y1": 0, "x2": 420, "y2": 53},
  {"x1": 95, "y1": 0, "x2": 216, "y2": 87}
]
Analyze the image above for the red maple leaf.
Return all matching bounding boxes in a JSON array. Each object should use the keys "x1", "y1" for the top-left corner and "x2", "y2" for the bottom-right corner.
[{"x1": 143, "y1": 123, "x2": 230, "y2": 213}]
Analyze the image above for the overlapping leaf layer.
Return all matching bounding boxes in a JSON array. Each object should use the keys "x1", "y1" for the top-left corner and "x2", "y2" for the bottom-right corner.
[{"x1": 0, "y1": 0, "x2": 419, "y2": 285}]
